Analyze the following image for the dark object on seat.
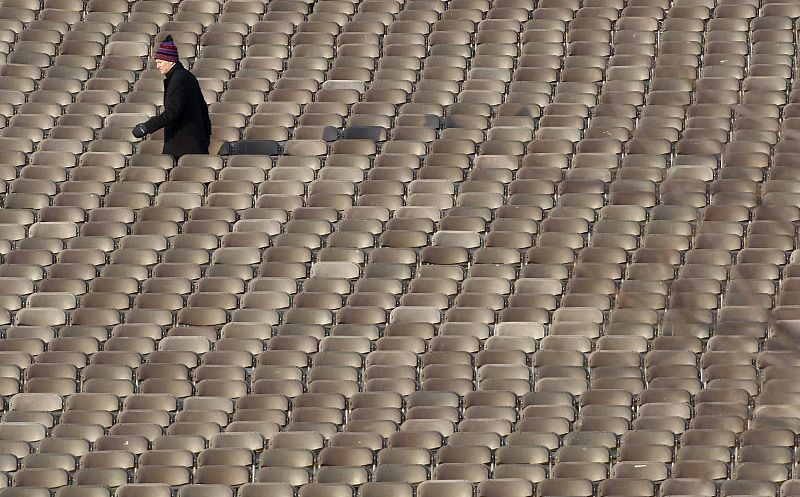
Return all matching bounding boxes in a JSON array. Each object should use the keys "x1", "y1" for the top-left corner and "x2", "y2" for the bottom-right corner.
[
  {"x1": 218, "y1": 140, "x2": 281, "y2": 156},
  {"x1": 342, "y1": 126, "x2": 389, "y2": 141}
]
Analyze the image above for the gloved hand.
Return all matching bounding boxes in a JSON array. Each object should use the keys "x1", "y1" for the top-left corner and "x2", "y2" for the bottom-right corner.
[{"x1": 132, "y1": 123, "x2": 147, "y2": 139}]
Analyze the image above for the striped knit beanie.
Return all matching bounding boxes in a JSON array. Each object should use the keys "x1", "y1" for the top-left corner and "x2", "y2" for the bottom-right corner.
[{"x1": 155, "y1": 35, "x2": 179, "y2": 63}]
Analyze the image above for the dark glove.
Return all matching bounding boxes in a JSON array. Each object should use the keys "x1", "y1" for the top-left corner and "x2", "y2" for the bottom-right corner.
[{"x1": 132, "y1": 123, "x2": 147, "y2": 139}]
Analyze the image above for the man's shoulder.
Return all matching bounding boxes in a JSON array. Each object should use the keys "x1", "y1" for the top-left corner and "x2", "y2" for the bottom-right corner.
[
  {"x1": 173, "y1": 64, "x2": 191, "y2": 79},
  {"x1": 176, "y1": 65, "x2": 202, "y2": 87}
]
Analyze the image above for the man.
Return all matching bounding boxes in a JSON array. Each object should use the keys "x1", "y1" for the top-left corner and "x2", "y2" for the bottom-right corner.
[{"x1": 132, "y1": 35, "x2": 212, "y2": 159}]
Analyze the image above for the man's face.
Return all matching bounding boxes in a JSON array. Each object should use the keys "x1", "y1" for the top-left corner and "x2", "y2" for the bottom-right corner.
[{"x1": 156, "y1": 59, "x2": 175, "y2": 75}]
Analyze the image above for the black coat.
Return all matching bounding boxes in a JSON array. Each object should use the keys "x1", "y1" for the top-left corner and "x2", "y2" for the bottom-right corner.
[{"x1": 141, "y1": 62, "x2": 212, "y2": 159}]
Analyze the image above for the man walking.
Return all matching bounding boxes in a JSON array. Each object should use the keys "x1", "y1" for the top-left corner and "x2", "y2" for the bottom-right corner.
[{"x1": 132, "y1": 35, "x2": 212, "y2": 159}]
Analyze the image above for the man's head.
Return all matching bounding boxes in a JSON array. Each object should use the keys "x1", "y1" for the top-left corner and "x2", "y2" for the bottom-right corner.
[
  {"x1": 154, "y1": 35, "x2": 179, "y2": 75},
  {"x1": 156, "y1": 58, "x2": 175, "y2": 75}
]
